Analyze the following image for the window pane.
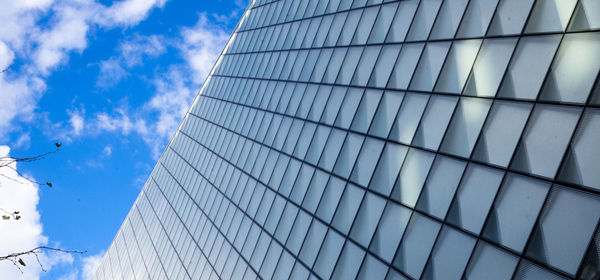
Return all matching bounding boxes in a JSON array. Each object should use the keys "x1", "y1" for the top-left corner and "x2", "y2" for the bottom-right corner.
[
  {"x1": 368, "y1": 45, "x2": 402, "y2": 88},
  {"x1": 406, "y1": 0, "x2": 442, "y2": 41},
  {"x1": 370, "y1": 202, "x2": 412, "y2": 262},
  {"x1": 440, "y1": 97, "x2": 492, "y2": 158},
  {"x1": 332, "y1": 183, "x2": 365, "y2": 234},
  {"x1": 331, "y1": 242, "x2": 365, "y2": 280},
  {"x1": 350, "y1": 138, "x2": 385, "y2": 187},
  {"x1": 429, "y1": 0, "x2": 469, "y2": 40},
  {"x1": 350, "y1": 46, "x2": 381, "y2": 87},
  {"x1": 510, "y1": 104, "x2": 581, "y2": 179},
  {"x1": 447, "y1": 164, "x2": 504, "y2": 234},
  {"x1": 422, "y1": 226, "x2": 476, "y2": 280},
  {"x1": 368, "y1": 2, "x2": 398, "y2": 44},
  {"x1": 526, "y1": 186, "x2": 600, "y2": 276},
  {"x1": 333, "y1": 133, "x2": 364, "y2": 179},
  {"x1": 335, "y1": 88, "x2": 363, "y2": 129},
  {"x1": 498, "y1": 35, "x2": 561, "y2": 100},
  {"x1": 434, "y1": 39, "x2": 481, "y2": 94},
  {"x1": 391, "y1": 148, "x2": 435, "y2": 208},
  {"x1": 357, "y1": 255, "x2": 388, "y2": 280},
  {"x1": 416, "y1": 156, "x2": 467, "y2": 219},
  {"x1": 318, "y1": 128, "x2": 347, "y2": 172},
  {"x1": 539, "y1": 32, "x2": 600, "y2": 104},
  {"x1": 387, "y1": 43, "x2": 424, "y2": 90},
  {"x1": 389, "y1": 92, "x2": 429, "y2": 144},
  {"x1": 352, "y1": 6, "x2": 379, "y2": 45},
  {"x1": 472, "y1": 100, "x2": 532, "y2": 168},
  {"x1": 393, "y1": 213, "x2": 441, "y2": 279},
  {"x1": 299, "y1": 219, "x2": 327, "y2": 267},
  {"x1": 412, "y1": 95, "x2": 458, "y2": 151},
  {"x1": 316, "y1": 177, "x2": 345, "y2": 223},
  {"x1": 514, "y1": 260, "x2": 568, "y2": 280},
  {"x1": 558, "y1": 109, "x2": 600, "y2": 190},
  {"x1": 456, "y1": 0, "x2": 499, "y2": 38},
  {"x1": 569, "y1": 0, "x2": 600, "y2": 31},
  {"x1": 350, "y1": 193, "x2": 386, "y2": 247},
  {"x1": 463, "y1": 38, "x2": 518, "y2": 97},
  {"x1": 465, "y1": 242, "x2": 519, "y2": 280},
  {"x1": 313, "y1": 230, "x2": 344, "y2": 279},
  {"x1": 482, "y1": 173, "x2": 550, "y2": 253},
  {"x1": 487, "y1": 0, "x2": 535, "y2": 35},
  {"x1": 369, "y1": 91, "x2": 404, "y2": 138},
  {"x1": 369, "y1": 142, "x2": 409, "y2": 196},
  {"x1": 525, "y1": 0, "x2": 577, "y2": 33},
  {"x1": 409, "y1": 42, "x2": 451, "y2": 92}
]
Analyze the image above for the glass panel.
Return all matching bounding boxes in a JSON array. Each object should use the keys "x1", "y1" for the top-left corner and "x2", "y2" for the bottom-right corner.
[
  {"x1": 350, "y1": 46, "x2": 382, "y2": 87},
  {"x1": 569, "y1": 0, "x2": 600, "y2": 31},
  {"x1": 350, "y1": 138, "x2": 385, "y2": 187},
  {"x1": 302, "y1": 170, "x2": 329, "y2": 214},
  {"x1": 387, "y1": 43, "x2": 425, "y2": 90},
  {"x1": 558, "y1": 109, "x2": 600, "y2": 190},
  {"x1": 385, "y1": 0, "x2": 420, "y2": 42},
  {"x1": 473, "y1": 101, "x2": 532, "y2": 168},
  {"x1": 369, "y1": 142, "x2": 409, "y2": 196},
  {"x1": 369, "y1": 91, "x2": 404, "y2": 138},
  {"x1": 322, "y1": 47, "x2": 348, "y2": 84},
  {"x1": 539, "y1": 33, "x2": 600, "y2": 104},
  {"x1": 412, "y1": 95, "x2": 458, "y2": 151},
  {"x1": 525, "y1": 0, "x2": 578, "y2": 33},
  {"x1": 409, "y1": 42, "x2": 451, "y2": 92},
  {"x1": 389, "y1": 92, "x2": 429, "y2": 144},
  {"x1": 286, "y1": 210, "x2": 312, "y2": 256},
  {"x1": 307, "y1": 86, "x2": 332, "y2": 122},
  {"x1": 357, "y1": 255, "x2": 388, "y2": 280},
  {"x1": 368, "y1": 3, "x2": 399, "y2": 44},
  {"x1": 370, "y1": 202, "x2": 412, "y2": 262},
  {"x1": 447, "y1": 164, "x2": 504, "y2": 234},
  {"x1": 393, "y1": 213, "x2": 441, "y2": 279},
  {"x1": 273, "y1": 251, "x2": 295, "y2": 280},
  {"x1": 429, "y1": 0, "x2": 469, "y2": 39},
  {"x1": 299, "y1": 219, "x2": 327, "y2": 267},
  {"x1": 337, "y1": 9, "x2": 362, "y2": 46},
  {"x1": 332, "y1": 183, "x2": 365, "y2": 235},
  {"x1": 422, "y1": 226, "x2": 476, "y2": 280},
  {"x1": 333, "y1": 133, "x2": 364, "y2": 179},
  {"x1": 456, "y1": 0, "x2": 499, "y2": 38},
  {"x1": 526, "y1": 186, "x2": 600, "y2": 276},
  {"x1": 335, "y1": 88, "x2": 363, "y2": 129},
  {"x1": 324, "y1": 12, "x2": 347, "y2": 46},
  {"x1": 313, "y1": 230, "x2": 344, "y2": 280},
  {"x1": 487, "y1": 0, "x2": 534, "y2": 35},
  {"x1": 350, "y1": 89, "x2": 383, "y2": 133},
  {"x1": 305, "y1": 125, "x2": 331, "y2": 165},
  {"x1": 331, "y1": 242, "x2": 365, "y2": 280},
  {"x1": 352, "y1": 6, "x2": 379, "y2": 45},
  {"x1": 350, "y1": 193, "x2": 386, "y2": 247},
  {"x1": 368, "y1": 45, "x2": 402, "y2": 88},
  {"x1": 465, "y1": 242, "x2": 519, "y2": 280},
  {"x1": 434, "y1": 39, "x2": 481, "y2": 94},
  {"x1": 514, "y1": 260, "x2": 568, "y2": 280},
  {"x1": 416, "y1": 156, "x2": 467, "y2": 219},
  {"x1": 483, "y1": 173, "x2": 550, "y2": 253},
  {"x1": 391, "y1": 148, "x2": 435, "y2": 208},
  {"x1": 497, "y1": 35, "x2": 561, "y2": 100},
  {"x1": 320, "y1": 86, "x2": 347, "y2": 125},
  {"x1": 406, "y1": 0, "x2": 443, "y2": 41},
  {"x1": 440, "y1": 97, "x2": 492, "y2": 158},
  {"x1": 318, "y1": 128, "x2": 347, "y2": 172},
  {"x1": 316, "y1": 177, "x2": 345, "y2": 223},
  {"x1": 510, "y1": 104, "x2": 581, "y2": 179},
  {"x1": 463, "y1": 38, "x2": 518, "y2": 97},
  {"x1": 331, "y1": 47, "x2": 364, "y2": 85}
]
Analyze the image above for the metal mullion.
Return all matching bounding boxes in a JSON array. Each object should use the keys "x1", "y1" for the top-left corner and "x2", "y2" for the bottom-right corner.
[
  {"x1": 197, "y1": 90, "x2": 600, "y2": 197},
  {"x1": 147, "y1": 177, "x2": 232, "y2": 279},
  {"x1": 182, "y1": 111, "x2": 578, "y2": 278},
  {"x1": 162, "y1": 149, "x2": 318, "y2": 277}
]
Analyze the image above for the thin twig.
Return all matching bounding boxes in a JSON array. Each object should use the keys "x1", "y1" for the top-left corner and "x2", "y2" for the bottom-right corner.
[{"x1": 0, "y1": 246, "x2": 86, "y2": 273}]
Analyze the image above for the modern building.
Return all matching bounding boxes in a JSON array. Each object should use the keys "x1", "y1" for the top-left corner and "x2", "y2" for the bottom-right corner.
[{"x1": 93, "y1": 0, "x2": 600, "y2": 279}]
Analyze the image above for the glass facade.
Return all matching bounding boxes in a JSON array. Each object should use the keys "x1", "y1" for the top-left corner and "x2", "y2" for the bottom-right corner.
[{"x1": 93, "y1": 0, "x2": 600, "y2": 279}]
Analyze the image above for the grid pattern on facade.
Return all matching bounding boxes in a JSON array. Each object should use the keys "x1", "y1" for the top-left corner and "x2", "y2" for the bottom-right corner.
[{"x1": 93, "y1": 0, "x2": 600, "y2": 279}]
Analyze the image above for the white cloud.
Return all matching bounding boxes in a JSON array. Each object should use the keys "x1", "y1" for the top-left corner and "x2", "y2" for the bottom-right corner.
[
  {"x1": 97, "y1": 34, "x2": 166, "y2": 87},
  {"x1": 69, "y1": 110, "x2": 85, "y2": 136},
  {"x1": 81, "y1": 252, "x2": 103, "y2": 280},
  {"x1": 102, "y1": 146, "x2": 112, "y2": 157},
  {"x1": 0, "y1": 146, "x2": 72, "y2": 279},
  {"x1": 0, "y1": 0, "x2": 169, "y2": 138}
]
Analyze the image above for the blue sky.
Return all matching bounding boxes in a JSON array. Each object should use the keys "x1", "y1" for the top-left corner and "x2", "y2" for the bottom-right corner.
[{"x1": 0, "y1": 0, "x2": 246, "y2": 279}]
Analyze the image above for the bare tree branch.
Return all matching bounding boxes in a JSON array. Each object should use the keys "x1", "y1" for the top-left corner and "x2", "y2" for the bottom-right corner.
[
  {"x1": 0, "y1": 246, "x2": 86, "y2": 272},
  {"x1": 0, "y1": 66, "x2": 9, "y2": 74}
]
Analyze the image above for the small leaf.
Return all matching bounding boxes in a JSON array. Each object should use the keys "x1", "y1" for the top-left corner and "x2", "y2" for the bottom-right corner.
[
  {"x1": 15, "y1": 216, "x2": 21, "y2": 220},
  {"x1": 13, "y1": 211, "x2": 19, "y2": 215},
  {"x1": 2, "y1": 215, "x2": 9, "y2": 220},
  {"x1": 46, "y1": 182, "x2": 53, "y2": 187},
  {"x1": 18, "y1": 258, "x2": 26, "y2": 266},
  {"x1": 55, "y1": 142, "x2": 62, "y2": 148}
]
